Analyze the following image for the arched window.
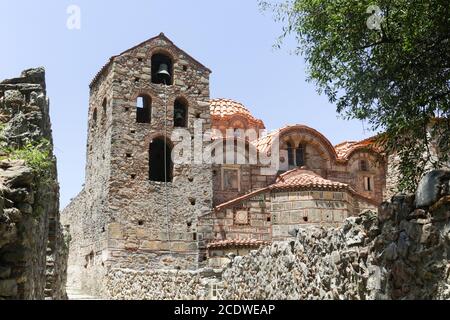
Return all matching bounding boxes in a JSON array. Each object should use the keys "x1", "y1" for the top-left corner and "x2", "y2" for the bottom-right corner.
[
  {"x1": 101, "y1": 98, "x2": 107, "y2": 125},
  {"x1": 364, "y1": 176, "x2": 373, "y2": 191},
  {"x1": 296, "y1": 144, "x2": 305, "y2": 167},
  {"x1": 102, "y1": 98, "x2": 107, "y2": 114},
  {"x1": 149, "y1": 138, "x2": 172, "y2": 182},
  {"x1": 92, "y1": 108, "x2": 97, "y2": 126},
  {"x1": 287, "y1": 142, "x2": 295, "y2": 166},
  {"x1": 360, "y1": 159, "x2": 369, "y2": 171},
  {"x1": 174, "y1": 98, "x2": 188, "y2": 128},
  {"x1": 151, "y1": 53, "x2": 173, "y2": 85},
  {"x1": 136, "y1": 95, "x2": 151, "y2": 123}
]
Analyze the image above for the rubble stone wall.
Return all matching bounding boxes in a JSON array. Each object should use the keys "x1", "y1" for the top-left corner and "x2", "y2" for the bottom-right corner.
[
  {"x1": 0, "y1": 68, "x2": 68, "y2": 300},
  {"x1": 62, "y1": 34, "x2": 215, "y2": 296},
  {"x1": 105, "y1": 268, "x2": 221, "y2": 300},
  {"x1": 104, "y1": 35, "x2": 213, "y2": 271}
]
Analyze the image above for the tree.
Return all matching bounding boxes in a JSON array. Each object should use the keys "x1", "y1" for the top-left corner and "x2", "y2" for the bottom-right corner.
[{"x1": 260, "y1": 0, "x2": 450, "y2": 191}]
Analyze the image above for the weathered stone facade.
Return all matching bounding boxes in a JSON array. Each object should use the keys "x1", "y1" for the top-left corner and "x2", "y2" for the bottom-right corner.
[
  {"x1": 219, "y1": 170, "x2": 450, "y2": 299},
  {"x1": 62, "y1": 34, "x2": 214, "y2": 297},
  {"x1": 80, "y1": 170, "x2": 450, "y2": 300},
  {"x1": 0, "y1": 68, "x2": 68, "y2": 300},
  {"x1": 62, "y1": 33, "x2": 387, "y2": 298},
  {"x1": 201, "y1": 168, "x2": 378, "y2": 264}
]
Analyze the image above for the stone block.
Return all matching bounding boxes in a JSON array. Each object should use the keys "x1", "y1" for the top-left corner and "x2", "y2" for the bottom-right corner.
[
  {"x1": 4, "y1": 90, "x2": 24, "y2": 106},
  {"x1": 171, "y1": 242, "x2": 189, "y2": 252},
  {"x1": 197, "y1": 225, "x2": 213, "y2": 233},
  {"x1": 141, "y1": 240, "x2": 162, "y2": 251},
  {"x1": 290, "y1": 211, "x2": 301, "y2": 223},
  {"x1": 322, "y1": 211, "x2": 333, "y2": 222},
  {"x1": 333, "y1": 211, "x2": 345, "y2": 222},
  {"x1": 108, "y1": 223, "x2": 123, "y2": 239},
  {"x1": 292, "y1": 201, "x2": 303, "y2": 209},
  {"x1": 415, "y1": 170, "x2": 450, "y2": 208},
  {"x1": 288, "y1": 192, "x2": 298, "y2": 200},
  {"x1": 136, "y1": 227, "x2": 148, "y2": 239},
  {"x1": 125, "y1": 241, "x2": 138, "y2": 251},
  {"x1": 108, "y1": 239, "x2": 125, "y2": 249},
  {"x1": 249, "y1": 201, "x2": 261, "y2": 208},
  {"x1": 324, "y1": 192, "x2": 334, "y2": 200},
  {"x1": 250, "y1": 219, "x2": 263, "y2": 227},
  {"x1": 272, "y1": 203, "x2": 284, "y2": 211}
]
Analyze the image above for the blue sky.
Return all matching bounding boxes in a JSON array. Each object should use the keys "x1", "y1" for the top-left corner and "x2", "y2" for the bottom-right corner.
[{"x1": 0, "y1": 0, "x2": 374, "y2": 208}]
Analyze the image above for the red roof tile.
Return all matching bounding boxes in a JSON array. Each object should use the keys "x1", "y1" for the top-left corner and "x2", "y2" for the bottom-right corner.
[
  {"x1": 252, "y1": 125, "x2": 338, "y2": 160},
  {"x1": 253, "y1": 125, "x2": 383, "y2": 162},
  {"x1": 214, "y1": 168, "x2": 379, "y2": 211},
  {"x1": 334, "y1": 136, "x2": 383, "y2": 160},
  {"x1": 271, "y1": 168, "x2": 348, "y2": 190},
  {"x1": 210, "y1": 98, "x2": 265, "y2": 128}
]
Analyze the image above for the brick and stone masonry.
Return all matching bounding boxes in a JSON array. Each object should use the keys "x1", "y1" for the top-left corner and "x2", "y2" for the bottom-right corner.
[
  {"x1": 62, "y1": 33, "x2": 387, "y2": 298},
  {"x1": 62, "y1": 33, "x2": 214, "y2": 296}
]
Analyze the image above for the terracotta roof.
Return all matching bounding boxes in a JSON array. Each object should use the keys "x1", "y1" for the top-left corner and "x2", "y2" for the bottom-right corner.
[
  {"x1": 252, "y1": 125, "x2": 338, "y2": 160},
  {"x1": 214, "y1": 168, "x2": 379, "y2": 211},
  {"x1": 335, "y1": 141, "x2": 355, "y2": 158},
  {"x1": 210, "y1": 99, "x2": 265, "y2": 128},
  {"x1": 272, "y1": 168, "x2": 348, "y2": 190},
  {"x1": 214, "y1": 187, "x2": 269, "y2": 212},
  {"x1": 253, "y1": 125, "x2": 383, "y2": 162},
  {"x1": 334, "y1": 136, "x2": 383, "y2": 160},
  {"x1": 90, "y1": 32, "x2": 211, "y2": 89},
  {"x1": 207, "y1": 239, "x2": 270, "y2": 249}
]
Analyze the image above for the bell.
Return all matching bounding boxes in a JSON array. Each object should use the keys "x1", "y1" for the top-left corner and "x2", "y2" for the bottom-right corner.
[{"x1": 157, "y1": 63, "x2": 171, "y2": 81}]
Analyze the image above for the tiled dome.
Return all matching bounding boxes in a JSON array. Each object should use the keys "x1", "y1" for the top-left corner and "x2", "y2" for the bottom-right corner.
[{"x1": 210, "y1": 98, "x2": 265, "y2": 128}]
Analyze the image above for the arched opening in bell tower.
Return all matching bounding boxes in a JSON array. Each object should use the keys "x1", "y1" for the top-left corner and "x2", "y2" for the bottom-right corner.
[
  {"x1": 151, "y1": 53, "x2": 173, "y2": 85},
  {"x1": 149, "y1": 137, "x2": 173, "y2": 182},
  {"x1": 174, "y1": 97, "x2": 188, "y2": 128},
  {"x1": 136, "y1": 95, "x2": 152, "y2": 123}
]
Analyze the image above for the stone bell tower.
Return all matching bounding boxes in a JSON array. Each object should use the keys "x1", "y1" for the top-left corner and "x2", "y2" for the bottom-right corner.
[{"x1": 62, "y1": 33, "x2": 214, "y2": 295}]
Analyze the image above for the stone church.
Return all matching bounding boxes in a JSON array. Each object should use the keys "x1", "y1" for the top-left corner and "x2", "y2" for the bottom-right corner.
[{"x1": 61, "y1": 33, "x2": 386, "y2": 295}]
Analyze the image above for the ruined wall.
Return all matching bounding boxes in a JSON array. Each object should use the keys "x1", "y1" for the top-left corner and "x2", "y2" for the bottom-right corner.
[
  {"x1": 219, "y1": 170, "x2": 450, "y2": 299},
  {"x1": 0, "y1": 68, "x2": 67, "y2": 300}
]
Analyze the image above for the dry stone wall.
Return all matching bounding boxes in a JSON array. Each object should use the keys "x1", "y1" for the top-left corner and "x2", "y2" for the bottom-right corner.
[
  {"x1": 0, "y1": 68, "x2": 68, "y2": 300},
  {"x1": 105, "y1": 268, "x2": 221, "y2": 300}
]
